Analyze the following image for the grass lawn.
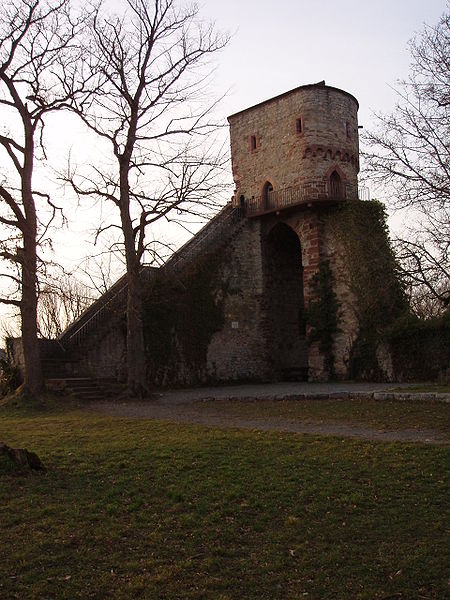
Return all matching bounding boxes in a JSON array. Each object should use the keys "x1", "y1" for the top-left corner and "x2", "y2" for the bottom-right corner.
[{"x1": 0, "y1": 400, "x2": 449, "y2": 599}]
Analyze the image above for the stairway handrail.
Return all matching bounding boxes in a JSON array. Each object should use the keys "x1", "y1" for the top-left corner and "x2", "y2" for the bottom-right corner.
[{"x1": 60, "y1": 203, "x2": 243, "y2": 347}]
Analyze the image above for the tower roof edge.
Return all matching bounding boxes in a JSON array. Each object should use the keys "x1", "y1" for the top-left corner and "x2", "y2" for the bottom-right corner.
[{"x1": 227, "y1": 82, "x2": 359, "y2": 122}]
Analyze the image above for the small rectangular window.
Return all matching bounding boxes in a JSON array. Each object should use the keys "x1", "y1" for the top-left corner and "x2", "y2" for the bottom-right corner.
[
  {"x1": 346, "y1": 121, "x2": 351, "y2": 138},
  {"x1": 250, "y1": 135, "x2": 257, "y2": 150},
  {"x1": 296, "y1": 117, "x2": 303, "y2": 134}
]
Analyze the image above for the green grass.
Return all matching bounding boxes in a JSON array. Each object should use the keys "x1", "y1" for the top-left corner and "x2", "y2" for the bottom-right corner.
[
  {"x1": 0, "y1": 404, "x2": 448, "y2": 599},
  {"x1": 197, "y1": 397, "x2": 450, "y2": 437}
]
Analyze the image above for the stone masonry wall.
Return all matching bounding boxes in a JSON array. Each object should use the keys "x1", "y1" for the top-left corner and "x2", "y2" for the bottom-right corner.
[
  {"x1": 79, "y1": 217, "x2": 270, "y2": 386},
  {"x1": 320, "y1": 213, "x2": 360, "y2": 378},
  {"x1": 206, "y1": 218, "x2": 269, "y2": 382},
  {"x1": 58, "y1": 202, "x2": 401, "y2": 386},
  {"x1": 78, "y1": 319, "x2": 127, "y2": 381}
]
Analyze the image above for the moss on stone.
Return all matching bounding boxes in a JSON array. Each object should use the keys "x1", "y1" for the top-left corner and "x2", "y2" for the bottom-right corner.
[
  {"x1": 142, "y1": 249, "x2": 227, "y2": 383},
  {"x1": 328, "y1": 200, "x2": 408, "y2": 379}
]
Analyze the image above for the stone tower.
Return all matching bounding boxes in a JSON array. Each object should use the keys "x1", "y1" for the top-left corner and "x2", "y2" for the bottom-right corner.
[
  {"x1": 39, "y1": 81, "x2": 404, "y2": 387},
  {"x1": 228, "y1": 81, "x2": 360, "y2": 212},
  {"x1": 227, "y1": 82, "x2": 363, "y2": 380}
]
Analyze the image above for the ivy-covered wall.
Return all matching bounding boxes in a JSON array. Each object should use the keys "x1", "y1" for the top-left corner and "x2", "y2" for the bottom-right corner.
[
  {"x1": 305, "y1": 260, "x2": 340, "y2": 378},
  {"x1": 324, "y1": 200, "x2": 408, "y2": 380},
  {"x1": 142, "y1": 249, "x2": 227, "y2": 386}
]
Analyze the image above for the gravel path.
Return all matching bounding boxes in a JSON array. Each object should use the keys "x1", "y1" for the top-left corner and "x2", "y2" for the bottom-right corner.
[{"x1": 88, "y1": 382, "x2": 449, "y2": 445}]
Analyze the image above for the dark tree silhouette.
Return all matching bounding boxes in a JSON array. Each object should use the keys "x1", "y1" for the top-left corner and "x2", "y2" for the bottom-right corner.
[
  {"x1": 0, "y1": 0, "x2": 89, "y2": 394},
  {"x1": 66, "y1": 0, "x2": 229, "y2": 396},
  {"x1": 363, "y1": 9, "x2": 449, "y2": 314}
]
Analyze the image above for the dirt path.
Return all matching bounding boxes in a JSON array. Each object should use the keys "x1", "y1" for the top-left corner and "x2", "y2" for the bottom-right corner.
[{"x1": 88, "y1": 399, "x2": 449, "y2": 445}]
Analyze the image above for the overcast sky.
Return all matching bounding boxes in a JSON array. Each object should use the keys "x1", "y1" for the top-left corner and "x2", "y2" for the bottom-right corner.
[{"x1": 199, "y1": 0, "x2": 445, "y2": 128}]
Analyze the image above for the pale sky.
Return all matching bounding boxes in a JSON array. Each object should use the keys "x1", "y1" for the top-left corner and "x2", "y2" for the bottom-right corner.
[
  {"x1": 198, "y1": 0, "x2": 445, "y2": 127},
  {"x1": 0, "y1": 0, "x2": 447, "y2": 339}
]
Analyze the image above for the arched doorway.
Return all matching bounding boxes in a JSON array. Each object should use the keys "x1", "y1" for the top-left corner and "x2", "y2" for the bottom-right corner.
[
  {"x1": 263, "y1": 223, "x2": 308, "y2": 380},
  {"x1": 263, "y1": 181, "x2": 274, "y2": 209},
  {"x1": 329, "y1": 170, "x2": 342, "y2": 198}
]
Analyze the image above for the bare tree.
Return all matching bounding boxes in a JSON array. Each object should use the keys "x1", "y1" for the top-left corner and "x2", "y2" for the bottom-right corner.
[
  {"x1": 363, "y1": 8, "x2": 449, "y2": 314},
  {"x1": 38, "y1": 273, "x2": 93, "y2": 338},
  {"x1": 394, "y1": 228, "x2": 449, "y2": 317},
  {"x1": 66, "y1": 0, "x2": 229, "y2": 396},
  {"x1": 0, "y1": 0, "x2": 89, "y2": 394}
]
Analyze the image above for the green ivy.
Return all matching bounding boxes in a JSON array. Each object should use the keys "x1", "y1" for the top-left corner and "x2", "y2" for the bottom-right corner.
[
  {"x1": 328, "y1": 201, "x2": 408, "y2": 380},
  {"x1": 142, "y1": 249, "x2": 227, "y2": 383},
  {"x1": 305, "y1": 260, "x2": 339, "y2": 377}
]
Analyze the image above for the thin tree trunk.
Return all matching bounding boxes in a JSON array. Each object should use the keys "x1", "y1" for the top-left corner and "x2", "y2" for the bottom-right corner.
[
  {"x1": 120, "y1": 162, "x2": 148, "y2": 398},
  {"x1": 20, "y1": 276, "x2": 43, "y2": 395},
  {"x1": 126, "y1": 266, "x2": 147, "y2": 397},
  {"x1": 20, "y1": 129, "x2": 43, "y2": 396}
]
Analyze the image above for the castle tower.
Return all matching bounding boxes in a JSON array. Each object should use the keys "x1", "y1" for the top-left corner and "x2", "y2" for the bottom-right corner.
[
  {"x1": 48, "y1": 82, "x2": 402, "y2": 387},
  {"x1": 227, "y1": 82, "x2": 363, "y2": 381},
  {"x1": 228, "y1": 81, "x2": 360, "y2": 214}
]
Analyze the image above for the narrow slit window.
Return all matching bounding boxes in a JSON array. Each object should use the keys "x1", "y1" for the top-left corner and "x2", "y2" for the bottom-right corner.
[
  {"x1": 250, "y1": 135, "x2": 257, "y2": 150},
  {"x1": 296, "y1": 117, "x2": 303, "y2": 134}
]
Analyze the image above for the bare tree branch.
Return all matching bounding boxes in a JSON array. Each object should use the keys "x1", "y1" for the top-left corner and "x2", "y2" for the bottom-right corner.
[
  {"x1": 0, "y1": 0, "x2": 92, "y2": 393},
  {"x1": 362, "y1": 9, "x2": 450, "y2": 316},
  {"x1": 65, "y1": 0, "x2": 230, "y2": 396}
]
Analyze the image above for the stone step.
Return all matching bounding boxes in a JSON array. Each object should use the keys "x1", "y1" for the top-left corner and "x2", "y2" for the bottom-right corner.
[{"x1": 46, "y1": 377, "x2": 121, "y2": 401}]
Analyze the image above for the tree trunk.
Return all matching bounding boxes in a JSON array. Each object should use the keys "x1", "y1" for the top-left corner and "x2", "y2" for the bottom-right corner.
[
  {"x1": 119, "y1": 161, "x2": 148, "y2": 398},
  {"x1": 20, "y1": 128, "x2": 43, "y2": 396},
  {"x1": 21, "y1": 234, "x2": 43, "y2": 395},
  {"x1": 126, "y1": 265, "x2": 147, "y2": 397}
]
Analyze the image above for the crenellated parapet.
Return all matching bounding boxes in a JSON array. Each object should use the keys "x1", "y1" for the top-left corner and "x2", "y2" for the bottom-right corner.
[{"x1": 302, "y1": 145, "x2": 359, "y2": 168}]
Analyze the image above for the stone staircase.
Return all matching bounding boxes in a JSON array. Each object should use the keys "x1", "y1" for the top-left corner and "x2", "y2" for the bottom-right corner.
[
  {"x1": 42, "y1": 202, "x2": 246, "y2": 387},
  {"x1": 57, "y1": 202, "x2": 245, "y2": 352},
  {"x1": 46, "y1": 376, "x2": 126, "y2": 401}
]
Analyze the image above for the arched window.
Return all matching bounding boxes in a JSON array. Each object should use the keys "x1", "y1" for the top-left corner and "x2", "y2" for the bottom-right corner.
[{"x1": 329, "y1": 170, "x2": 342, "y2": 198}]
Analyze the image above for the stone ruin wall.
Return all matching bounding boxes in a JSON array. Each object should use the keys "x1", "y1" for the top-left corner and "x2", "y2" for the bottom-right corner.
[
  {"x1": 39, "y1": 83, "x2": 399, "y2": 385},
  {"x1": 72, "y1": 219, "x2": 270, "y2": 386},
  {"x1": 72, "y1": 85, "x2": 368, "y2": 384},
  {"x1": 205, "y1": 218, "x2": 269, "y2": 383}
]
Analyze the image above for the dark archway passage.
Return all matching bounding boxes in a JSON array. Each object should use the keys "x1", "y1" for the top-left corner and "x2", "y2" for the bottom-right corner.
[{"x1": 263, "y1": 223, "x2": 308, "y2": 380}]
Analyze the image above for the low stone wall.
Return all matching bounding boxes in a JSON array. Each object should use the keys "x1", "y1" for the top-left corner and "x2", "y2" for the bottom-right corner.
[{"x1": 387, "y1": 312, "x2": 450, "y2": 383}]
